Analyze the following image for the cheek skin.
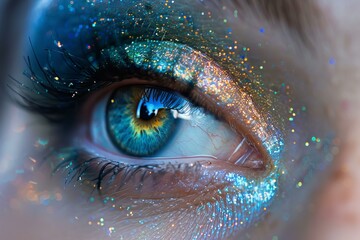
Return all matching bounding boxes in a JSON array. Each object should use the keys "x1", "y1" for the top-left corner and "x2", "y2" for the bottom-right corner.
[
  {"x1": 307, "y1": 0, "x2": 360, "y2": 239},
  {"x1": 307, "y1": 122, "x2": 360, "y2": 240}
]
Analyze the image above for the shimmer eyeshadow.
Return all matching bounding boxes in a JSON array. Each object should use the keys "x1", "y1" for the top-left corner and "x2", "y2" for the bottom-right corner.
[{"x1": 104, "y1": 40, "x2": 284, "y2": 162}]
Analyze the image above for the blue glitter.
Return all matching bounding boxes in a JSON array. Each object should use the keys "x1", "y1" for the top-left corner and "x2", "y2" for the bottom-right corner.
[{"x1": 329, "y1": 57, "x2": 336, "y2": 65}]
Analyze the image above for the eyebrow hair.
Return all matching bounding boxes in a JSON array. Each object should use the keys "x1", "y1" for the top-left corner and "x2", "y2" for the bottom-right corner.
[{"x1": 231, "y1": 0, "x2": 324, "y2": 47}]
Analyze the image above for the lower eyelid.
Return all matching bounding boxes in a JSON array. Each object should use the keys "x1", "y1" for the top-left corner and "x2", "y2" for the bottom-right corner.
[
  {"x1": 50, "y1": 138, "x2": 268, "y2": 197},
  {"x1": 47, "y1": 145, "x2": 279, "y2": 239}
]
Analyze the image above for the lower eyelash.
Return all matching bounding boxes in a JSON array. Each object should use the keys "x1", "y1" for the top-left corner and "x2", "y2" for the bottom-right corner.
[{"x1": 47, "y1": 147, "x2": 203, "y2": 194}]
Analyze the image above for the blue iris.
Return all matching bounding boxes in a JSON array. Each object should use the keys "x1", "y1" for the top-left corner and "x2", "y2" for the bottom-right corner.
[{"x1": 106, "y1": 86, "x2": 186, "y2": 157}]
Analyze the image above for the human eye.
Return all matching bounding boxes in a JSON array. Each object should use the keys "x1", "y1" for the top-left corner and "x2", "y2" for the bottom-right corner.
[{"x1": 6, "y1": 0, "x2": 336, "y2": 239}]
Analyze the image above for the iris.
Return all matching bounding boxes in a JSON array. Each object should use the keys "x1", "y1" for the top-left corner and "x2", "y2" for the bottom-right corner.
[{"x1": 106, "y1": 86, "x2": 190, "y2": 156}]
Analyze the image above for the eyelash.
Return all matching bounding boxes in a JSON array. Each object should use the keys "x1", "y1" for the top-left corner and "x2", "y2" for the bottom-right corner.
[
  {"x1": 9, "y1": 39, "x2": 110, "y2": 120},
  {"x1": 48, "y1": 147, "x2": 203, "y2": 193},
  {"x1": 9, "y1": 39, "x2": 201, "y2": 121}
]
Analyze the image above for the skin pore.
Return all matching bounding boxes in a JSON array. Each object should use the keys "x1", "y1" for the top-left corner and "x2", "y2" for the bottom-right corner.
[{"x1": 0, "y1": 0, "x2": 360, "y2": 239}]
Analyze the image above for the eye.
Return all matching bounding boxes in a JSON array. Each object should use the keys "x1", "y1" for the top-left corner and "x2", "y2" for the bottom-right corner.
[
  {"x1": 88, "y1": 83, "x2": 268, "y2": 169},
  {"x1": 38, "y1": 40, "x2": 284, "y2": 216},
  {"x1": 90, "y1": 85, "x2": 252, "y2": 163}
]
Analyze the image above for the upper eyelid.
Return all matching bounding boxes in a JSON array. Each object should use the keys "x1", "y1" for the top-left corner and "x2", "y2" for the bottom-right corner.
[{"x1": 104, "y1": 40, "x2": 283, "y2": 163}]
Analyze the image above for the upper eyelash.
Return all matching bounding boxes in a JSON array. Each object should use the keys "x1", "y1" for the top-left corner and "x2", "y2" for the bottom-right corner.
[
  {"x1": 9, "y1": 39, "x2": 196, "y2": 121},
  {"x1": 7, "y1": 39, "x2": 108, "y2": 120},
  {"x1": 48, "y1": 148, "x2": 203, "y2": 193}
]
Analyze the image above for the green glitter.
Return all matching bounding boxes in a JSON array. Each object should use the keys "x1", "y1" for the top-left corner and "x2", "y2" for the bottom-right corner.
[
  {"x1": 37, "y1": 138, "x2": 49, "y2": 146},
  {"x1": 234, "y1": 10, "x2": 238, "y2": 18}
]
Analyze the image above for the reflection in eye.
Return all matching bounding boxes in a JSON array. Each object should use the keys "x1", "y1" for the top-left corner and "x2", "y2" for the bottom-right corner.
[{"x1": 107, "y1": 86, "x2": 190, "y2": 157}]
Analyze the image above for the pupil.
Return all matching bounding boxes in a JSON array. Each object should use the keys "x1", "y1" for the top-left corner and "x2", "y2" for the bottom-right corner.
[{"x1": 139, "y1": 101, "x2": 157, "y2": 120}]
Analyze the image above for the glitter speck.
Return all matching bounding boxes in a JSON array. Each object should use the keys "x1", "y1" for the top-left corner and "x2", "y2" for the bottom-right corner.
[
  {"x1": 329, "y1": 57, "x2": 336, "y2": 65},
  {"x1": 297, "y1": 182, "x2": 303, "y2": 188},
  {"x1": 234, "y1": 10, "x2": 238, "y2": 18},
  {"x1": 108, "y1": 227, "x2": 115, "y2": 236},
  {"x1": 38, "y1": 138, "x2": 49, "y2": 146}
]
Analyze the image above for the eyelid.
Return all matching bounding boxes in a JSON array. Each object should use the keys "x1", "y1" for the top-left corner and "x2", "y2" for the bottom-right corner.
[{"x1": 103, "y1": 40, "x2": 284, "y2": 164}]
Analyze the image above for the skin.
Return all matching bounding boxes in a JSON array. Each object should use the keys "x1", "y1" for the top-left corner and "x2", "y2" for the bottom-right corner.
[
  {"x1": 306, "y1": 1, "x2": 360, "y2": 239},
  {"x1": 0, "y1": 0, "x2": 360, "y2": 239}
]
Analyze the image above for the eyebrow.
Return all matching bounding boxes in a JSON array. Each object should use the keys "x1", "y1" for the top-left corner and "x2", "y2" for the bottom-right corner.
[{"x1": 231, "y1": 0, "x2": 323, "y2": 47}]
